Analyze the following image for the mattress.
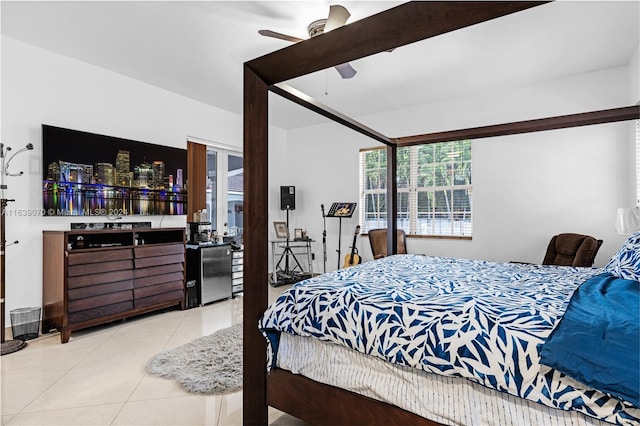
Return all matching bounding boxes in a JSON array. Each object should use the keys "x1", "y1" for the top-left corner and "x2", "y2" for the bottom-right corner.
[{"x1": 276, "y1": 332, "x2": 611, "y2": 426}]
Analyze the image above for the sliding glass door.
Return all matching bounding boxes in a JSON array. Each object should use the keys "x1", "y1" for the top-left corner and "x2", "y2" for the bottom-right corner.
[
  {"x1": 226, "y1": 154, "x2": 244, "y2": 239},
  {"x1": 206, "y1": 147, "x2": 243, "y2": 243}
]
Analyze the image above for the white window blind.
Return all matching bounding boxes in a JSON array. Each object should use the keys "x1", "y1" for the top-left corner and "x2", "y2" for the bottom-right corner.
[{"x1": 359, "y1": 140, "x2": 472, "y2": 237}]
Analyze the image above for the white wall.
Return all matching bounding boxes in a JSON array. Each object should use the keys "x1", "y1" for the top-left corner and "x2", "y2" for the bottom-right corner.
[
  {"x1": 281, "y1": 65, "x2": 636, "y2": 273},
  {"x1": 0, "y1": 36, "x2": 287, "y2": 326},
  {"x1": 629, "y1": 46, "x2": 639, "y2": 105}
]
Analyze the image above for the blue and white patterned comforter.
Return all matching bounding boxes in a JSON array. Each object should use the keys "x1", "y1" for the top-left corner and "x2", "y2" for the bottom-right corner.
[{"x1": 260, "y1": 254, "x2": 639, "y2": 424}]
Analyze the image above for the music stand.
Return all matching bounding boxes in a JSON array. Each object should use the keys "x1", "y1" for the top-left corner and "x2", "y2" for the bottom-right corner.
[
  {"x1": 326, "y1": 202, "x2": 357, "y2": 269},
  {"x1": 321, "y1": 204, "x2": 327, "y2": 273}
]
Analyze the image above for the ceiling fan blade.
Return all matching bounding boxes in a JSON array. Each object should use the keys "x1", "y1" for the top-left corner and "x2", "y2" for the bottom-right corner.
[
  {"x1": 258, "y1": 29, "x2": 304, "y2": 43},
  {"x1": 335, "y1": 63, "x2": 357, "y2": 79},
  {"x1": 323, "y1": 5, "x2": 350, "y2": 33}
]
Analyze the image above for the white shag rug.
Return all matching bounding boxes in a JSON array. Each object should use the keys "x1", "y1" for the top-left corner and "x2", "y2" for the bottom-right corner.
[{"x1": 145, "y1": 323, "x2": 242, "y2": 395}]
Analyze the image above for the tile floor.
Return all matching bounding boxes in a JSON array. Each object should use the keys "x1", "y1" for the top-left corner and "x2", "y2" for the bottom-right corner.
[{"x1": 1, "y1": 285, "x2": 307, "y2": 425}]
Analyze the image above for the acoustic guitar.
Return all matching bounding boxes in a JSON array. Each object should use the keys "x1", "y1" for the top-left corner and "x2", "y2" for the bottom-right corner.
[{"x1": 343, "y1": 225, "x2": 362, "y2": 268}]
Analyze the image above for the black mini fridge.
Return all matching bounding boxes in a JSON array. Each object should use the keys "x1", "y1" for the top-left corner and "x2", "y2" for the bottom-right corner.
[{"x1": 186, "y1": 243, "x2": 232, "y2": 306}]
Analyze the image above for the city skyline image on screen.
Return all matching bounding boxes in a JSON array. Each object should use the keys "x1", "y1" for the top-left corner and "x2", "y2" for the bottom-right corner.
[{"x1": 42, "y1": 125, "x2": 187, "y2": 216}]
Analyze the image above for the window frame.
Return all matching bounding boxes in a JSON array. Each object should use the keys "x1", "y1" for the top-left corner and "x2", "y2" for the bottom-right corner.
[{"x1": 359, "y1": 141, "x2": 472, "y2": 239}]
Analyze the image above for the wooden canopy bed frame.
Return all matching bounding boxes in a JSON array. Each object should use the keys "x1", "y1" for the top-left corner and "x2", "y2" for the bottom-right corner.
[{"x1": 242, "y1": 2, "x2": 640, "y2": 425}]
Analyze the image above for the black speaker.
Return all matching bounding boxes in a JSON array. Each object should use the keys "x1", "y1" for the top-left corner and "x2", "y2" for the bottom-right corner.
[{"x1": 280, "y1": 186, "x2": 296, "y2": 210}]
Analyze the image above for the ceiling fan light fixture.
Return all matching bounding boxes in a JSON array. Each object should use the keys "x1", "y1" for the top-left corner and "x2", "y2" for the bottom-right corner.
[{"x1": 307, "y1": 19, "x2": 327, "y2": 37}]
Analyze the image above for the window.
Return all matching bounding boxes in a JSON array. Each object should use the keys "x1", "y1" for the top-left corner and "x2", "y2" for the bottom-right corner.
[{"x1": 359, "y1": 140, "x2": 472, "y2": 237}]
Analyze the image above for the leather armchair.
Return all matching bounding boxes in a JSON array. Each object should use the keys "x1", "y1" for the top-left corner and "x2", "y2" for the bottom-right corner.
[{"x1": 542, "y1": 233, "x2": 603, "y2": 267}]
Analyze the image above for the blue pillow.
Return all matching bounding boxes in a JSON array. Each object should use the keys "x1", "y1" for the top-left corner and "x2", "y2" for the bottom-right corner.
[{"x1": 604, "y1": 230, "x2": 640, "y2": 282}]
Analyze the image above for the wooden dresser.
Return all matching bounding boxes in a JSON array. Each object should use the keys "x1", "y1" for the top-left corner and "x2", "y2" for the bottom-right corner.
[{"x1": 42, "y1": 228, "x2": 185, "y2": 343}]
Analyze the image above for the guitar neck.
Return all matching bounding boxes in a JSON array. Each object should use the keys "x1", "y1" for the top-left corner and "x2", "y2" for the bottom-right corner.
[{"x1": 349, "y1": 230, "x2": 359, "y2": 260}]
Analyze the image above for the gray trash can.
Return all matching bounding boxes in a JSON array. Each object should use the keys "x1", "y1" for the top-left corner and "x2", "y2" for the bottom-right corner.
[{"x1": 10, "y1": 307, "x2": 41, "y2": 341}]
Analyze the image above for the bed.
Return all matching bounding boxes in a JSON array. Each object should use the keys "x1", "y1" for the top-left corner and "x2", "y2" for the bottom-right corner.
[
  {"x1": 242, "y1": 2, "x2": 640, "y2": 424},
  {"x1": 259, "y1": 253, "x2": 639, "y2": 425}
]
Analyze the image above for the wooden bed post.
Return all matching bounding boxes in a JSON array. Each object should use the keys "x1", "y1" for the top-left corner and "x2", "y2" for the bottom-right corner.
[
  {"x1": 243, "y1": 64, "x2": 269, "y2": 425},
  {"x1": 387, "y1": 144, "x2": 398, "y2": 255}
]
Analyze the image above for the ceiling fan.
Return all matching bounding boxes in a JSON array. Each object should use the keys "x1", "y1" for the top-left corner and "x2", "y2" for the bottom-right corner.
[{"x1": 258, "y1": 5, "x2": 357, "y2": 79}]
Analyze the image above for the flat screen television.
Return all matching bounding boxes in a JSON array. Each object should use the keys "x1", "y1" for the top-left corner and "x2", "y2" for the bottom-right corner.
[{"x1": 42, "y1": 124, "x2": 187, "y2": 216}]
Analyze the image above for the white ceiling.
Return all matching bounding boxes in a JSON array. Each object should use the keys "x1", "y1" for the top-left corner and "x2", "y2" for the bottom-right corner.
[{"x1": 1, "y1": 1, "x2": 638, "y2": 130}]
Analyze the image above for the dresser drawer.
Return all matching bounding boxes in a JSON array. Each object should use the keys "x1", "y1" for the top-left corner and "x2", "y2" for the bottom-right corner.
[
  {"x1": 68, "y1": 259, "x2": 134, "y2": 277},
  {"x1": 134, "y1": 253, "x2": 184, "y2": 269},
  {"x1": 68, "y1": 270, "x2": 134, "y2": 289},
  {"x1": 133, "y1": 263, "x2": 183, "y2": 279},
  {"x1": 68, "y1": 248, "x2": 133, "y2": 265},
  {"x1": 135, "y1": 290, "x2": 183, "y2": 309},
  {"x1": 135, "y1": 244, "x2": 184, "y2": 258},
  {"x1": 134, "y1": 271, "x2": 184, "y2": 288},
  {"x1": 67, "y1": 290, "x2": 133, "y2": 313},
  {"x1": 68, "y1": 301, "x2": 133, "y2": 324},
  {"x1": 68, "y1": 280, "x2": 134, "y2": 300},
  {"x1": 134, "y1": 280, "x2": 184, "y2": 299}
]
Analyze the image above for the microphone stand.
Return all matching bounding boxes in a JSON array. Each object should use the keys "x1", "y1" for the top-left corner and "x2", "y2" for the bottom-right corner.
[
  {"x1": 336, "y1": 217, "x2": 343, "y2": 270},
  {"x1": 321, "y1": 204, "x2": 327, "y2": 273}
]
